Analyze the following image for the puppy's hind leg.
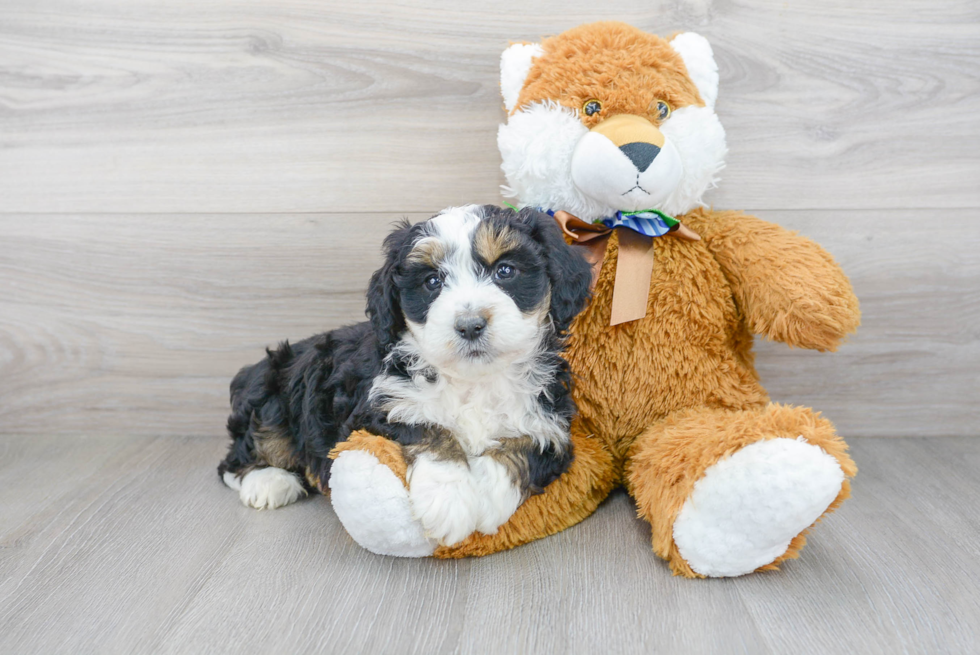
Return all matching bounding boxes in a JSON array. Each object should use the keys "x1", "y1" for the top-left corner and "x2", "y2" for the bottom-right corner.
[
  {"x1": 235, "y1": 467, "x2": 307, "y2": 510},
  {"x1": 219, "y1": 341, "x2": 311, "y2": 510},
  {"x1": 218, "y1": 413, "x2": 308, "y2": 510}
]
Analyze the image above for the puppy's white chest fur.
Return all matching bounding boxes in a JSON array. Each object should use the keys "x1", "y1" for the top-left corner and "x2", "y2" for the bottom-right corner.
[
  {"x1": 425, "y1": 375, "x2": 525, "y2": 454},
  {"x1": 371, "y1": 349, "x2": 565, "y2": 455},
  {"x1": 450, "y1": 384, "x2": 506, "y2": 454}
]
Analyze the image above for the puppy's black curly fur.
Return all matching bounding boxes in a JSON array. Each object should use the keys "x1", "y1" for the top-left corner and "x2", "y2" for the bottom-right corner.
[{"x1": 217, "y1": 206, "x2": 593, "y2": 495}]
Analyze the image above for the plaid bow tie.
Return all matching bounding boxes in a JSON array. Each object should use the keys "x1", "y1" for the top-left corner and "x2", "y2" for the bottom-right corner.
[
  {"x1": 599, "y1": 209, "x2": 679, "y2": 238},
  {"x1": 530, "y1": 206, "x2": 679, "y2": 239},
  {"x1": 526, "y1": 205, "x2": 697, "y2": 326}
]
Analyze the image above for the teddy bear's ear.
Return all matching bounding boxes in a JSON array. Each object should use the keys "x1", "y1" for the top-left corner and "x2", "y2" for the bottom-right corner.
[
  {"x1": 669, "y1": 33, "x2": 719, "y2": 109},
  {"x1": 500, "y1": 42, "x2": 543, "y2": 112}
]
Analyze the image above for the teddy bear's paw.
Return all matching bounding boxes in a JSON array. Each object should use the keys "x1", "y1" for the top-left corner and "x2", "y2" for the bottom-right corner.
[
  {"x1": 672, "y1": 436, "x2": 844, "y2": 577},
  {"x1": 329, "y1": 449, "x2": 436, "y2": 557},
  {"x1": 408, "y1": 454, "x2": 481, "y2": 547}
]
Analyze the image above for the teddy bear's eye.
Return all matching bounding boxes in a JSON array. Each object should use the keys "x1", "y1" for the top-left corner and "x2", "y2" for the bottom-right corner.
[
  {"x1": 653, "y1": 100, "x2": 671, "y2": 121},
  {"x1": 582, "y1": 99, "x2": 602, "y2": 117}
]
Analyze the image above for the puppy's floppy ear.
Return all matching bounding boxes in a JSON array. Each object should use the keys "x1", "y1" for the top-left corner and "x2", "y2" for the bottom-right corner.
[
  {"x1": 518, "y1": 207, "x2": 592, "y2": 336},
  {"x1": 366, "y1": 220, "x2": 413, "y2": 351}
]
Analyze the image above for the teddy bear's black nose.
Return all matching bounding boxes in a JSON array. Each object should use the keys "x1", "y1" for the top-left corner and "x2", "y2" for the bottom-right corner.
[{"x1": 620, "y1": 142, "x2": 661, "y2": 173}]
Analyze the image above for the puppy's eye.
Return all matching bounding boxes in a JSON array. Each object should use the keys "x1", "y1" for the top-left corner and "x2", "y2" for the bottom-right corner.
[
  {"x1": 494, "y1": 263, "x2": 517, "y2": 280},
  {"x1": 582, "y1": 99, "x2": 602, "y2": 117},
  {"x1": 423, "y1": 273, "x2": 442, "y2": 291},
  {"x1": 652, "y1": 100, "x2": 671, "y2": 121}
]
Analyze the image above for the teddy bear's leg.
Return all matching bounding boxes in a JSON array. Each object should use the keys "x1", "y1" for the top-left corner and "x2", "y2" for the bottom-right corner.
[
  {"x1": 327, "y1": 426, "x2": 617, "y2": 558},
  {"x1": 434, "y1": 425, "x2": 617, "y2": 558},
  {"x1": 626, "y1": 403, "x2": 857, "y2": 578},
  {"x1": 327, "y1": 432, "x2": 437, "y2": 557}
]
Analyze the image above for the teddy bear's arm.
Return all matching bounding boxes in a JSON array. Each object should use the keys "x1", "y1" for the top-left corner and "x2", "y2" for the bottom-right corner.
[{"x1": 692, "y1": 210, "x2": 860, "y2": 351}]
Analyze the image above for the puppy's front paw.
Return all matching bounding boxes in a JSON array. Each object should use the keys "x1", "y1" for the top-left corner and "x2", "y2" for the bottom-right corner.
[
  {"x1": 470, "y1": 455, "x2": 523, "y2": 535},
  {"x1": 408, "y1": 454, "x2": 479, "y2": 546}
]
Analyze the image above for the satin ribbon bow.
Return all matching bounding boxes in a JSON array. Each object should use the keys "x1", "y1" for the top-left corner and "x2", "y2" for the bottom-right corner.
[{"x1": 546, "y1": 208, "x2": 700, "y2": 326}]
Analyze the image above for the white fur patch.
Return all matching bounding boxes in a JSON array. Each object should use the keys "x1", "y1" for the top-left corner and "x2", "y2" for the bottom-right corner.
[
  {"x1": 672, "y1": 437, "x2": 845, "y2": 577},
  {"x1": 500, "y1": 42, "x2": 543, "y2": 112},
  {"x1": 222, "y1": 470, "x2": 242, "y2": 491},
  {"x1": 470, "y1": 455, "x2": 523, "y2": 535},
  {"x1": 658, "y1": 106, "x2": 727, "y2": 216},
  {"x1": 571, "y1": 130, "x2": 684, "y2": 212},
  {"x1": 669, "y1": 32, "x2": 719, "y2": 109},
  {"x1": 329, "y1": 450, "x2": 522, "y2": 554},
  {"x1": 407, "y1": 453, "x2": 481, "y2": 546},
  {"x1": 403, "y1": 453, "x2": 523, "y2": 545},
  {"x1": 371, "y1": 334, "x2": 567, "y2": 457},
  {"x1": 498, "y1": 100, "x2": 726, "y2": 220},
  {"x1": 237, "y1": 467, "x2": 306, "y2": 510},
  {"x1": 329, "y1": 450, "x2": 435, "y2": 557},
  {"x1": 498, "y1": 102, "x2": 600, "y2": 218}
]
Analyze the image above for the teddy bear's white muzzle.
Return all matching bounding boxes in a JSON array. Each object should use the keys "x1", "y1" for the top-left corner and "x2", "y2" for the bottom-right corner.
[{"x1": 570, "y1": 132, "x2": 684, "y2": 212}]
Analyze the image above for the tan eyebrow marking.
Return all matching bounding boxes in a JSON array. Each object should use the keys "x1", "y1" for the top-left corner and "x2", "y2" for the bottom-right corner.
[
  {"x1": 406, "y1": 236, "x2": 452, "y2": 268},
  {"x1": 473, "y1": 221, "x2": 522, "y2": 264}
]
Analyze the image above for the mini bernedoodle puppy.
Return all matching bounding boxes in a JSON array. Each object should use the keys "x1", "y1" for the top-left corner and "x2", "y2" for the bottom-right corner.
[{"x1": 218, "y1": 204, "x2": 592, "y2": 546}]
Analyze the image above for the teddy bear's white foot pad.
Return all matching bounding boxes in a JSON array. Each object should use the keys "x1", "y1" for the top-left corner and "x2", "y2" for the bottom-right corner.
[
  {"x1": 329, "y1": 450, "x2": 436, "y2": 557},
  {"x1": 672, "y1": 437, "x2": 844, "y2": 577}
]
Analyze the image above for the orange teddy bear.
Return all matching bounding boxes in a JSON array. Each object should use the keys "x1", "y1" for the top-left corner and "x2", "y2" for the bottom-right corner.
[{"x1": 330, "y1": 22, "x2": 860, "y2": 577}]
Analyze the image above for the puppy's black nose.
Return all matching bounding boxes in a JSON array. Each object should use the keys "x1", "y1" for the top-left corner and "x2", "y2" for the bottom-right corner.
[
  {"x1": 620, "y1": 142, "x2": 661, "y2": 173},
  {"x1": 455, "y1": 315, "x2": 487, "y2": 341}
]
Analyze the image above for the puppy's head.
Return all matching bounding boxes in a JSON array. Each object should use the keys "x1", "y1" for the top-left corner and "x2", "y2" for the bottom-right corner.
[{"x1": 366, "y1": 205, "x2": 591, "y2": 376}]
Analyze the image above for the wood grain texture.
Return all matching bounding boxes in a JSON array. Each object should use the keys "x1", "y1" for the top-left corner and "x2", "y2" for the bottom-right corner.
[
  {"x1": 0, "y1": 212, "x2": 418, "y2": 437},
  {"x1": 1, "y1": 210, "x2": 977, "y2": 438},
  {"x1": 0, "y1": 0, "x2": 978, "y2": 213},
  {"x1": 751, "y1": 208, "x2": 980, "y2": 438},
  {"x1": 0, "y1": 210, "x2": 980, "y2": 436},
  {"x1": 0, "y1": 434, "x2": 977, "y2": 654}
]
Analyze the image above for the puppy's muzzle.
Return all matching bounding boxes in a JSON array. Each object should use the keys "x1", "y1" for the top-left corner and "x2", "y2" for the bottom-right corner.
[{"x1": 454, "y1": 314, "x2": 487, "y2": 341}]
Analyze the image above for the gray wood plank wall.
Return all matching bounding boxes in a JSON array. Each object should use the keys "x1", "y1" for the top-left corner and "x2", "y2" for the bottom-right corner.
[{"x1": 1, "y1": 0, "x2": 978, "y2": 438}]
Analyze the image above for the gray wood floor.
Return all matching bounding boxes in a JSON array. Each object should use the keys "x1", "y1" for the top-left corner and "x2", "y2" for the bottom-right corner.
[{"x1": 0, "y1": 434, "x2": 977, "y2": 654}]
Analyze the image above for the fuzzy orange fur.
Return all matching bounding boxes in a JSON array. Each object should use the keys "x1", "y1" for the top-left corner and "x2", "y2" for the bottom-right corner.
[
  {"x1": 514, "y1": 22, "x2": 704, "y2": 127},
  {"x1": 696, "y1": 210, "x2": 862, "y2": 352},
  {"x1": 558, "y1": 209, "x2": 859, "y2": 575},
  {"x1": 625, "y1": 403, "x2": 857, "y2": 577},
  {"x1": 331, "y1": 208, "x2": 859, "y2": 571},
  {"x1": 329, "y1": 23, "x2": 861, "y2": 575}
]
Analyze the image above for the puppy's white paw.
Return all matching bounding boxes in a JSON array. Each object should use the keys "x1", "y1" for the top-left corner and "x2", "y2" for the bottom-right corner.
[
  {"x1": 238, "y1": 467, "x2": 306, "y2": 510},
  {"x1": 408, "y1": 454, "x2": 480, "y2": 546},
  {"x1": 222, "y1": 470, "x2": 242, "y2": 491},
  {"x1": 470, "y1": 455, "x2": 523, "y2": 535}
]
